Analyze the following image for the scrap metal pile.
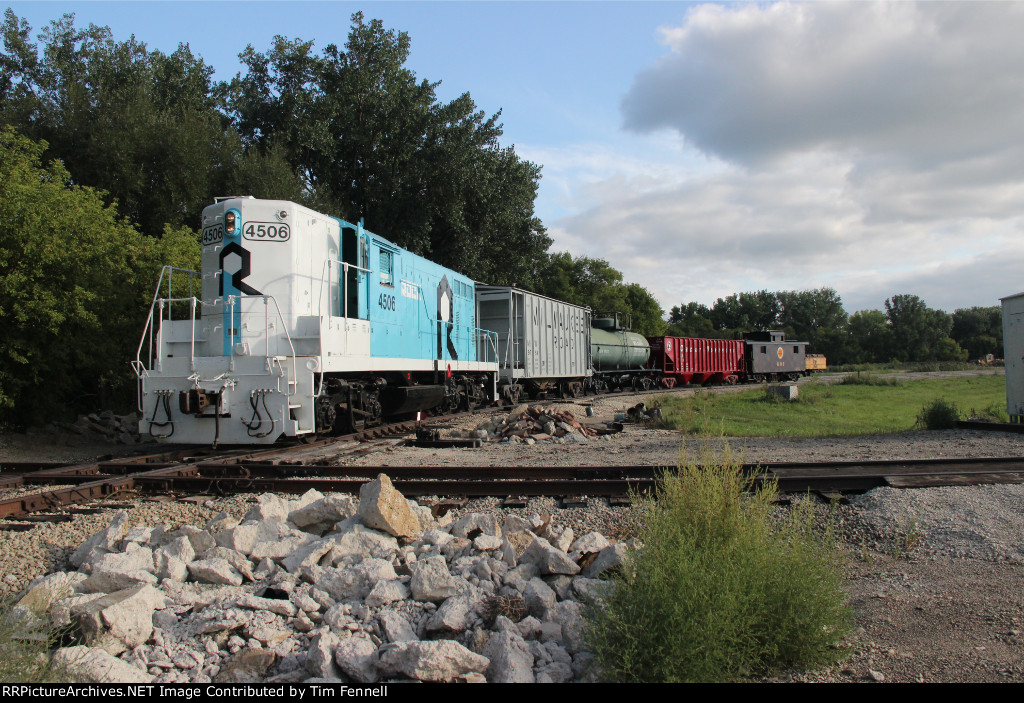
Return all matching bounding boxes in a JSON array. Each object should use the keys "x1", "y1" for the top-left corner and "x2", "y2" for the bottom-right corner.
[{"x1": 451, "y1": 406, "x2": 601, "y2": 444}]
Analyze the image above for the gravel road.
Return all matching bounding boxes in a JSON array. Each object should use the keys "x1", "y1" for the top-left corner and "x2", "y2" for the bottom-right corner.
[{"x1": 1, "y1": 369, "x2": 1021, "y2": 683}]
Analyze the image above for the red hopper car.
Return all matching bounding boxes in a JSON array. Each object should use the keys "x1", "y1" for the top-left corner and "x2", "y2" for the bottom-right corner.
[{"x1": 647, "y1": 336, "x2": 746, "y2": 388}]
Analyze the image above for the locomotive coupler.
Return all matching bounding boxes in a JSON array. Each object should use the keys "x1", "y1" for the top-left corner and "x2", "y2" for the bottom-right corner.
[{"x1": 179, "y1": 388, "x2": 221, "y2": 415}]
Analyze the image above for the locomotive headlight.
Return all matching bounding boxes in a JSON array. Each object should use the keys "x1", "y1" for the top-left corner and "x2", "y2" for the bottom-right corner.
[{"x1": 225, "y1": 210, "x2": 237, "y2": 235}]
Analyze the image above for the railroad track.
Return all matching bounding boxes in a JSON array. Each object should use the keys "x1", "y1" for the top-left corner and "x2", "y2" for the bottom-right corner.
[
  {"x1": 0, "y1": 420, "x2": 422, "y2": 522},
  {"x1": 3, "y1": 447, "x2": 1024, "y2": 524}
]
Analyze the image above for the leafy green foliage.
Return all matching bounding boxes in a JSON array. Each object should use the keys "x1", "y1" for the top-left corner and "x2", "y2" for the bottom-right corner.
[
  {"x1": 0, "y1": 127, "x2": 199, "y2": 425},
  {"x1": 846, "y1": 309, "x2": 892, "y2": 363},
  {"x1": 884, "y1": 294, "x2": 957, "y2": 362},
  {"x1": 585, "y1": 456, "x2": 850, "y2": 682},
  {"x1": 0, "y1": 9, "x2": 304, "y2": 237},
  {"x1": 950, "y1": 306, "x2": 1003, "y2": 360}
]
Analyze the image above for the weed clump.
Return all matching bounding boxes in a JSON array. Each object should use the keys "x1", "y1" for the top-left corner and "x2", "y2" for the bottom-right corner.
[
  {"x1": 584, "y1": 454, "x2": 851, "y2": 682},
  {"x1": 915, "y1": 399, "x2": 961, "y2": 429},
  {"x1": 0, "y1": 600, "x2": 81, "y2": 683}
]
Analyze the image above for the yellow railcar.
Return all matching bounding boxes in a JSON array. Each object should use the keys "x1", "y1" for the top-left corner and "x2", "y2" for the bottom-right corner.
[{"x1": 805, "y1": 354, "x2": 827, "y2": 373}]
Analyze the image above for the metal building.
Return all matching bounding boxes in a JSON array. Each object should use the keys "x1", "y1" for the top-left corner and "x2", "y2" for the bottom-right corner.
[{"x1": 1001, "y1": 292, "x2": 1024, "y2": 422}]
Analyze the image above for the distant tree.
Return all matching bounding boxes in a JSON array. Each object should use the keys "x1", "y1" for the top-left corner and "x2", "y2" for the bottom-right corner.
[
  {"x1": 535, "y1": 254, "x2": 665, "y2": 334},
  {"x1": 710, "y1": 291, "x2": 779, "y2": 335},
  {"x1": 539, "y1": 254, "x2": 624, "y2": 311},
  {"x1": 951, "y1": 306, "x2": 1003, "y2": 359},
  {"x1": 847, "y1": 310, "x2": 892, "y2": 363},
  {"x1": 667, "y1": 302, "x2": 715, "y2": 338},
  {"x1": 709, "y1": 294, "x2": 748, "y2": 335},
  {"x1": 883, "y1": 294, "x2": 956, "y2": 362},
  {"x1": 623, "y1": 283, "x2": 667, "y2": 337},
  {"x1": 0, "y1": 127, "x2": 199, "y2": 425}
]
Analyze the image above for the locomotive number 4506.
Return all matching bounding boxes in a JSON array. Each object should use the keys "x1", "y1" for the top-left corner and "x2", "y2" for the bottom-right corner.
[
  {"x1": 242, "y1": 222, "x2": 291, "y2": 241},
  {"x1": 378, "y1": 293, "x2": 396, "y2": 311}
]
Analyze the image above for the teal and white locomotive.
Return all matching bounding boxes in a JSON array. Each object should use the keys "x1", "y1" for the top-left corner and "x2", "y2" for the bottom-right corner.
[{"x1": 134, "y1": 197, "x2": 498, "y2": 445}]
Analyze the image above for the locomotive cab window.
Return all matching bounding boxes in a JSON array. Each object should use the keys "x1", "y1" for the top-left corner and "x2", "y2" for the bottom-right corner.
[
  {"x1": 793, "y1": 346, "x2": 799, "y2": 353},
  {"x1": 760, "y1": 346, "x2": 767, "y2": 354}
]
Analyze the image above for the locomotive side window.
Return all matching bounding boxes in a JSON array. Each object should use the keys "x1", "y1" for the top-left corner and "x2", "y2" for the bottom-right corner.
[
  {"x1": 794, "y1": 346, "x2": 799, "y2": 353},
  {"x1": 379, "y1": 250, "x2": 393, "y2": 286},
  {"x1": 760, "y1": 346, "x2": 767, "y2": 354}
]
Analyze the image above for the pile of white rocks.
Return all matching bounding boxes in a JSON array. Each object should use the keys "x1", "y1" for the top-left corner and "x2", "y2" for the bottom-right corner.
[{"x1": 13, "y1": 475, "x2": 628, "y2": 684}]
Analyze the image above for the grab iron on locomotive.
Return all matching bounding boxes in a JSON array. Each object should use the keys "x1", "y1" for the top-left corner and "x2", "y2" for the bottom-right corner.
[{"x1": 133, "y1": 198, "x2": 821, "y2": 445}]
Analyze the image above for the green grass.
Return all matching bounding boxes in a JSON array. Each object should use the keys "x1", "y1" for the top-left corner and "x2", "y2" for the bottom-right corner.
[
  {"x1": 827, "y1": 361, "x2": 991, "y2": 373},
  {"x1": 654, "y1": 375, "x2": 1007, "y2": 437},
  {"x1": 584, "y1": 451, "x2": 851, "y2": 682}
]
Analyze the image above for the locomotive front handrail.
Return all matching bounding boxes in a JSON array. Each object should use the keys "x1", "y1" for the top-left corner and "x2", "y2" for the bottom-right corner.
[{"x1": 136, "y1": 266, "x2": 201, "y2": 378}]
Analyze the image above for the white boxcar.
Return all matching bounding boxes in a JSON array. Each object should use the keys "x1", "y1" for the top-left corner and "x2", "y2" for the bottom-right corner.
[
  {"x1": 476, "y1": 286, "x2": 592, "y2": 400},
  {"x1": 1001, "y1": 292, "x2": 1024, "y2": 422}
]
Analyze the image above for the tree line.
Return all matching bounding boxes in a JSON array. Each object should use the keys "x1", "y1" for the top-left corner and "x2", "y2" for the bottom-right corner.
[{"x1": 668, "y1": 289, "x2": 1003, "y2": 365}]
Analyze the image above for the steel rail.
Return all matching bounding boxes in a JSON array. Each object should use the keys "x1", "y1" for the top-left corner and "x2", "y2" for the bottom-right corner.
[{"x1": 123, "y1": 456, "x2": 1024, "y2": 499}]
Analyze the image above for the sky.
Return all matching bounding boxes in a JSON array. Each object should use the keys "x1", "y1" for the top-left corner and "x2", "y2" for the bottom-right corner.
[{"x1": 6, "y1": 1, "x2": 1024, "y2": 315}]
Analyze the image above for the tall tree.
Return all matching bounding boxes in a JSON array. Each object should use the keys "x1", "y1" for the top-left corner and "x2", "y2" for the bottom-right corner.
[
  {"x1": 884, "y1": 294, "x2": 961, "y2": 362},
  {"x1": 0, "y1": 10, "x2": 302, "y2": 237},
  {"x1": 667, "y1": 302, "x2": 715, "y2": 338},
  {"x1": 951, "y1": 306, "x2": 1003, "y2": 359},
  {"x1": 0, "y1": 127, "x2": 198, "y2": 425},
  {"x1": 623, "y1": 283, "x2": 667, "y2": 337},
  {"x1": 777, "y1": 288, "x2": 849, "y2": 361},
  {"x1": 226, "y1": 13, "x2": 550, "y2": 283},
  {"x1": 847, "y1": 310, "x2": 892, "y2": 363}
]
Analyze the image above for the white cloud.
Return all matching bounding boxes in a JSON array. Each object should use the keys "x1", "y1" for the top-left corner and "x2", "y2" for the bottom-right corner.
[
  {"x1": 541, "y1": 2, "x2": 1024, "y2": 316},
  {"x1": 621, "y1": 2, "x2": 1024, "y2": 167}
]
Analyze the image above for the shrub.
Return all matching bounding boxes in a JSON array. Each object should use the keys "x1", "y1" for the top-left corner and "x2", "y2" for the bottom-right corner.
[
  {"x1": 584, "y1": 453, "x2": 851, "y2": 682},
  {"x1": 0, "y1": 601, "x2": 82, "y2": 683},
  {"x1": 915, "y1": 399, "x2": 961, "y2": 429}
]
